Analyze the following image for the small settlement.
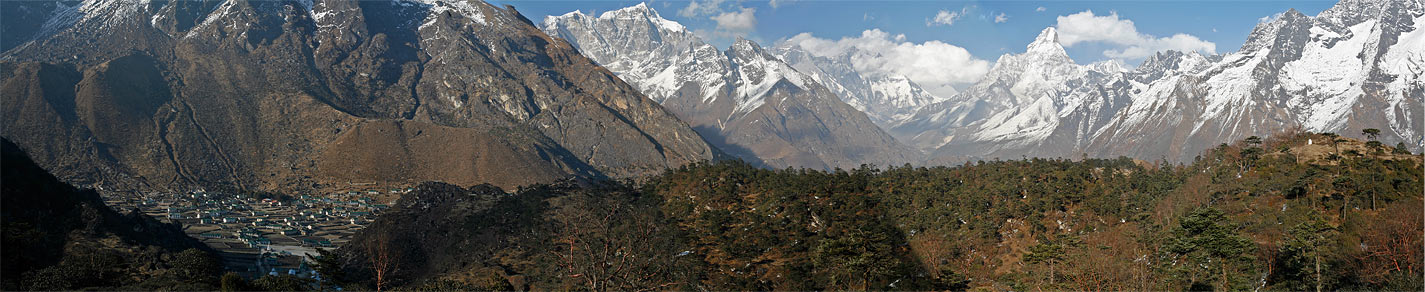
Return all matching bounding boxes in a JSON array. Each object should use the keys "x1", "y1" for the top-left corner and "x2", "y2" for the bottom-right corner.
[{"x1": 105, "y1": 187, "x2": 410, "y2": 280}]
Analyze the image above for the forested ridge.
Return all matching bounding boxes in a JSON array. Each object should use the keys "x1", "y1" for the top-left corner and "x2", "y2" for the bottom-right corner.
[
  {"x1": 0, "y1": 139, "x2": 225, "y2": 290},
  {"x1": 324, "y1": 129, "x2": 1423, "y2": 291}
]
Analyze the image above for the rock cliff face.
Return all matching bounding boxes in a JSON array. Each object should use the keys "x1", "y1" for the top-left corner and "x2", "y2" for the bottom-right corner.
[
  {"x1": 543, "y1": 4, "x2": 916, "y2": 169},
  {"x1": 0, "y1": 0, "x2": 717, "y2": 192}
]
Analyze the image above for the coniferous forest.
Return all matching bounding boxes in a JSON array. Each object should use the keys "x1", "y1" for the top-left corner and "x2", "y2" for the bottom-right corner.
[
  {"x1": 288, "y1": 130, "x2": 1421, "y2": 291},
  {"x1": 4, "y1": 128, "x2": 1420, "y2": 291}
]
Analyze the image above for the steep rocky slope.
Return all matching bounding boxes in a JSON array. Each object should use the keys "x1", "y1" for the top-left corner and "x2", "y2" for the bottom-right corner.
[
  {"x1": 542, "y1": 4, "x2": 916, "y2": 169},
  {"x1": 0, "y1": 0, "x2": 717, "y2": 192}
]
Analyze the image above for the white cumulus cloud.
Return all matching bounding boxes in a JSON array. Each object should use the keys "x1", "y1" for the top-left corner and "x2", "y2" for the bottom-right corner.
[
  {"x1": 711, "y1": 7, "x2": 757, "y2": 33},
  {"x1": 679, "y1": 0, "x2": 726, "y2": 17},
  {"x1": 681, "y1": 0, "x2": 758, "y2": 43},
  {"x1": 928, "y1": 6, "x2": 971, "y2": 27},
  {"x1": 1054, "y1": 10, "x2": 1215, "y2": 59},
  {"x1": 1259, "y1": 12, "x2": 1284, "y2": 23},
  {"x1": 1036, "y1": 6, "x2": 1046, "y2": 12},
  {"x1": 783, "y1": 29, "x2": 991, "y2": 97},
  {"x1": 994, "y1": 12, "x2": 1008, "y2": 23}
]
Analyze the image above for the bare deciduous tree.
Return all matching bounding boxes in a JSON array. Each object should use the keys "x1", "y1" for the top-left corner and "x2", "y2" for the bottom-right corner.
[
  {"x1": 552, "y1": 193, "x2": 683, "y2": 291},
  {"x1": 365, "y1": 232, "x2": 399, "y2": 291}
]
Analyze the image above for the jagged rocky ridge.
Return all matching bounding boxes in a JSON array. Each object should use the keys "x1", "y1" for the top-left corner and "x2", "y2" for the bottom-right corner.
[
  {"x1": 895, "y1": 0, "x2": 1424, "y2": 162},
  {"x1": 0, "y1": 0, "x2": 718, "y2": 192},
  {"x1": 541, "y1": 4, "x2": 916, "y2": 170}
]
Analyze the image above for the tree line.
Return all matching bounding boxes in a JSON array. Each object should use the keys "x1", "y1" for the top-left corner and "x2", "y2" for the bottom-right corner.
[{"x1": 312, "y1": 129, "x2": 1422, "y2": 291}]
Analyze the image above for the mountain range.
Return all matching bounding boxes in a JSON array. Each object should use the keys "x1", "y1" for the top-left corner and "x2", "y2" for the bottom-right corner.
[
  {"x1": 1, "y1": 0, "x2": 716, "y2": 193},
  {"x1": 896, "y1": 0, "x2": 1423, "y2": 162},
  {"x1": 542, "y1": 4, "x2": 916, "y2": 169},
  {"x1": 549, "y1": 0, "x2": 1422, "y2": 164},
  {"x1": 0, "y1": 0, "x2": 1420, "y2": 193}
]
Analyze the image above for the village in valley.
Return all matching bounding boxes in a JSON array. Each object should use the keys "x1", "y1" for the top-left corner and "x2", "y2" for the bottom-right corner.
[{"x1": 104, "y1": 186, "x2": 409, "y2": 281}]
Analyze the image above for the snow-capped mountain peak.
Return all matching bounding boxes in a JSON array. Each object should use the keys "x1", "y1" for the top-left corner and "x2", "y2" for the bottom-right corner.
[
  {"x1": 594, "y1": 2, "x2": 686, "y2": 32},
  {"x1": 1130, "y1": 50, "x2": 1211, "y2": 82},
  {"x1": 1316, "y1": 0, "x2": 1391, "y2": 26},
  {"x1": 1028, "y1": 27, "x2": 1064, "y2": 52},
  {"x1": 730, "y1": 37, "x2": 767, "y2": 58},
  {"x1": 726, "y1": 37, "x2": 814, "y2": 114},
  {"x1": 1087, "y1": 59, "x2": 1128, "y2": 74},
  {"x1": 886, "y1": 25, "x2": 1090, "y2": 152},
  {"x1": 543, "y1": 3, "x2": 918, "y2": 170},
  {"x1": 971, "y1": 26, "x2": 1082, "y2": 108},
  {"x1": 539, "y1": 4, "x2": 721, "y2": 103},
  {"x1": 1024, "y1": 27, "x2": 1073, "y2": 64},
  {"x1": 894, "y1": 0, "x2": 1422, "y2": 162},
  {"x1": 1240, "y1": 8, "x2": 1311, "y2": 52},
  {"x1": 603, "y1": 1, "x2": 652, "y2": 15}
]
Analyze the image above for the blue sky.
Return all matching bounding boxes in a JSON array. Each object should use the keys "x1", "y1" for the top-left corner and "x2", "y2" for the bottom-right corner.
[{"x1": 499, "y1": 0, "x2": 1336, "y2": 64}]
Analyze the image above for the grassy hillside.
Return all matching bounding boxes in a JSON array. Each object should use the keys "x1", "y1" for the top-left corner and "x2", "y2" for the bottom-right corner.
[{"x1": 333, "y1": 129, "x2": 1422, "y2": 291}]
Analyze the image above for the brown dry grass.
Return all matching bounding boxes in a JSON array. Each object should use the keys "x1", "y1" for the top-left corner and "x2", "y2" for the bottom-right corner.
[
  {"x1": 1282, "y1": 134, "x2": 1421, "y2": 165},
  {"x1": 315, "y1": 120, "x2": 576, "y2": 191}
]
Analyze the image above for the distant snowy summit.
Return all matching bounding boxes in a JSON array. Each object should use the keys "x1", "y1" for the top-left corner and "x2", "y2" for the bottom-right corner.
[
  {"x1": 895, "y1": 0, "x2": 1423, "y2": 162},
  {"x1": 543, "y1": 0, "x2": 1422, "y2": 165},
  {"x1": 543, "y1": 4, "x2": 918, "y2": 170},
  {"x1": 773, "y1": 38, "x2": 950, "y2": 127}
]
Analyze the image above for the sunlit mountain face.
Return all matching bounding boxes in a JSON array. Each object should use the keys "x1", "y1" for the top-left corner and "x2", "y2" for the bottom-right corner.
[
  {"x1": 537, "y1": 0, "x2": 1422, "y2": 165},
  {"x1": 1, "y1": 0, "x2": 1421, "y2": 291}
]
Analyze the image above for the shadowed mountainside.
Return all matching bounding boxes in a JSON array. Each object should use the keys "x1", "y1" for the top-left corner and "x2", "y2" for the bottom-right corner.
[{"x1": 1, "y1": 138, "x2": 223, "y2": 290}]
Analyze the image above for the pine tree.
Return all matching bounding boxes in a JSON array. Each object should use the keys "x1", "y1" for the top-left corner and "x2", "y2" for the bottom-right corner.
[
  {"x1": 1282, "y1": 218, "x2": 1337, "y2": 292},
  {"x1": 1024, "y1": 241, "x2": 1066, "y2": 286},
  {"x1": 1362, "y1": 128, "x2": 1380, "y2": 141},
  {"x1": 1166, "y1": 208, "x2": 1257, "y2": 290}
]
